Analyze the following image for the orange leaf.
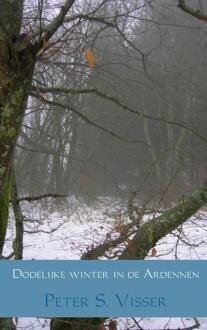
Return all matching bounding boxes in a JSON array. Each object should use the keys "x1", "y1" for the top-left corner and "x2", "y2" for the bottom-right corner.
[{"x1": 84, "y1": 49, "x2": 96, "y2": 68}]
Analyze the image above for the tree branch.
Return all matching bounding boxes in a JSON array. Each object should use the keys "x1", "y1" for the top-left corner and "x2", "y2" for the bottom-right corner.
[
  {"x1": 31, "y1": 85, "x2": 207, "y2": 145},
  {"x1": 35, "y1": 0, "x2": 75, "y2": 51},
  {"x1": 120, "y1": 183, "x2": 207, "y2": 259},
  {"x1": 17, "y1": 193, "x2": 68, "y2": 203},
  {"x1": 178, "y1": 0, "x2": 207, "y2": 22},
  {"x1": 81, "y1": 223, "x2": 136, "y2": 260},
  {"x1": 30, "y1": 91, "x2": 149, "y2": 146},
  {"x1": 83, "y1": 183, "x2": 207, "y2": 260}
]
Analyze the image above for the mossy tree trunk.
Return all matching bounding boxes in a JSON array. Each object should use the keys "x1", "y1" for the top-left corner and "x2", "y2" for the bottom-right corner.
[
  {"x1": 0, "y1": 318, "x2": 16, "y2": 330},
  {"x1": 0, "y1": 1, "x2": 35, "y2": 257},
  {"x1": 11, "y1": 169, "x2": 24, "y2": 259},
  {"x1": 120, "y1": 183, "x2": 207, "y2": 259},
  {"x1": 0, "y1": 1, "x2": 76, "y2": 327},
  {"x1": 0, "y1": 75, "x2": 34, "y2": 256},
  {"x1": 0, "y1": 2, "x2": 35, "y2": 328},
  {"x1": 0, "y1": 0, "x2": 75, "y2": 260}
]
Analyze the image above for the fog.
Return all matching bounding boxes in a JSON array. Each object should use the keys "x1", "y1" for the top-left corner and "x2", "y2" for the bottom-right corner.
[{"x1": 15, "y1": 0, "x2": 207, "y2": 207}]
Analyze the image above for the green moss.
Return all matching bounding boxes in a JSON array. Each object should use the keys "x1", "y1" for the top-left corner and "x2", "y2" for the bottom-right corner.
[
  {"x1": 0, "y1": 166, "x2": 6, "y2": 177},
  {"x1": 147, "y1": 227, "x2": 154, "y2": 244},
  {"x1": 0, "y1": 127, "x2": 17, "y2": 143},
  {"x1": 6, "y1": 127, "x2": 16, "y2": 138},
  {"x1": 3, "y1": 106, "x2": 15, "y2": 118},
  {"x1": 0, "y1": 126, "x2": 6, "y2": 135},
  {"x1": 16, "y1": 116, "x2": 22, "y2": 123},
  {"x1": 191, "y1": 189, "x2": 207, "y2": 203},
  {"x1": 2, "y1": 151, "x2": 8, "y2": 158},
  {"x1": 0, "y1": 317, "x2": 15, "y2": 329}
]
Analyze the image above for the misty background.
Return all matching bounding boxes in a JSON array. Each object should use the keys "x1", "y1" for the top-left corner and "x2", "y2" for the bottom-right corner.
[{"x1": 15, "y1": 0, "x2": 207, "y2": 207}]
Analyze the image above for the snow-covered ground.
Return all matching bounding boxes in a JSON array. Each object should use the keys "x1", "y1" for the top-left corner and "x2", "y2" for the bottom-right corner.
[{"x1": 3, "y1": 197, "x2": 207, "y2": 329}]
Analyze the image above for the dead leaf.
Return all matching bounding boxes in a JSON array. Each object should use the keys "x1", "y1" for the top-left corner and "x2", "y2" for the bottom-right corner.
[
  {"x1": 84, "y1": 49, "x2": 96, "y2": 68},
  {"x1": 127, "y1": 238, "x2": 131, "y2": 244},
  {"x1": 151, "y1": 247, "x2": 157, "y2": 257},
  {"x1": 109, "y1": 320, "x2": 117, "y2": 330},
  {"x1": 127, "y1": 238, "x2": 133, "y2": 247}
]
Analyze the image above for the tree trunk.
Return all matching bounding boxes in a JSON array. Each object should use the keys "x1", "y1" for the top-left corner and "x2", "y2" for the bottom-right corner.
[
  {"x1": 0, "y1": 170, "x2": 11, "y2": 256},
  {"x1": 11, "y1": 169, "x2": 24, "y2": 259},
  {"x1": 0, "y1": 20, "x2": 35, "y2": 254},
  {"x1": 0, "y1": 71, "x2": 34, "y2": 252},
  {"x1": 50, "y1": 318, "x2": 104, "y2": 330},
  {"x1": 0, "y1": 3, "x2": 35, "y2": 328},
  {"x1": 0, "y1": 318, "x2": 16, "y2": 330}
]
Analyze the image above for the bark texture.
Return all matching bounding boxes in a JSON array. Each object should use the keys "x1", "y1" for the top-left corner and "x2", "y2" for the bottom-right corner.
[
  {"x1": 50, "y1": 318, "x2": 104, "y2": 330},
  {"x1": 0, "y1": 317, "x2": 16, "y2": 329},
  {"x1": 0, "y1": 11, "x2": 35, "y2": 255},
  {"x1": 11, "y1": 170, "x2": 24, "y2": 259}
]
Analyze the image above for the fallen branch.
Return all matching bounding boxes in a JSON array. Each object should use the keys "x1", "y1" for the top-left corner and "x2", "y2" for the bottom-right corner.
[
  {"x1": 120, "y1": 183, "x2": 207, "y2": 259},
  {"x1": 178, "y1": 0, "x2": 207, "y2": 22},
  {"x1": 17, "y1": 193, "x2": 68, "y2": 202}
]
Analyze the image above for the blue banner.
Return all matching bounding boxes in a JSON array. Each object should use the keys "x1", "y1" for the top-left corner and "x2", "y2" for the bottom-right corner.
[{"x1": 0, "y1": 260, "x2": 206, "y2": 317}]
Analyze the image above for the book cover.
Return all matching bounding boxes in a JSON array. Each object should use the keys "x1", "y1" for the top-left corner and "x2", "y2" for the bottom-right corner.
[{"x1": 0, "y1": 0, "x2": 206, "y2": 329}]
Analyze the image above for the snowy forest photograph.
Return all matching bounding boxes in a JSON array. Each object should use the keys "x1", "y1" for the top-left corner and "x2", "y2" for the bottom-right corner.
[{"x1": 0, "y1": 0, "x2": 207, "y2": 329}]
